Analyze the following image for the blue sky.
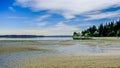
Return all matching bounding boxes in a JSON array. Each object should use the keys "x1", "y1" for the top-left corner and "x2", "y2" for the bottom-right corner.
[{"x1": 0, "y1": 0, "x2": 120, "y2": 35}]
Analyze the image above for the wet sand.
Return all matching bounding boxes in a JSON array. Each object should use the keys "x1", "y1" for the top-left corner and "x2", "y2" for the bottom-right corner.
[
  {"x1": 9, "y1": 55, "x2": 120, "y2": 68},
  {"x1": 0, "y1": 38, "x2": 120, "y2": 68}
]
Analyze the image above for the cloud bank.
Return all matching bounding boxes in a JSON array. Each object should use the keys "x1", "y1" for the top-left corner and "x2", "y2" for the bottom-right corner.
[
  {"x1": 85, "y1": 10, "x2": 120, "y2": 20},
  {"x1": 15, "y1": 0, "x2": 120, "y2": 19},
  {"x1": 0, "y1": 22, "x2": 79, "y2": 35},
  {"x1": 10, "y1": 0, "x2": 120, "y2": 35}
]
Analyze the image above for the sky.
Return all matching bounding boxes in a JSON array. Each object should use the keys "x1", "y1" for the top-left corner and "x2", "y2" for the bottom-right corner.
[{"x1": 0, "y1": 0, "x2": 120, "y2": 35}]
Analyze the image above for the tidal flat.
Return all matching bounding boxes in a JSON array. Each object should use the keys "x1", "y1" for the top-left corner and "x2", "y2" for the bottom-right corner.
[{"x1": 0, "y1": 38, "x2": 120, "y2": 68}]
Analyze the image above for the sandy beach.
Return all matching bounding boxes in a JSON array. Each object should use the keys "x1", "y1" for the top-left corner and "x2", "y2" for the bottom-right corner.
[
  {"x1": 0, "y1": 38, "x2": 120, "y2": 68},
  {"x1": 9, "y1": 55, "x2": 120, "y2": 68}
]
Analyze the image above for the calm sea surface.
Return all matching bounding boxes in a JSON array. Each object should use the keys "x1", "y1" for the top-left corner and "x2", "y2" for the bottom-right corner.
[{"x1": 0, "y1": 37, "x2": 72, "y2": 40}]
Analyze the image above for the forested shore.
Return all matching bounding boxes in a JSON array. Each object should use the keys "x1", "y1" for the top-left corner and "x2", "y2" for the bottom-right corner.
[
  {"x1": 73, "y1": 20, "x2": 120, "y2": 38},
  {"x1": 82, "y1": 20, "x2": 120, "y2": 37}
]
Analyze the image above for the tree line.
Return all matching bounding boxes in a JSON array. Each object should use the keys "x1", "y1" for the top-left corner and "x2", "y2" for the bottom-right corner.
[{"x1": 81, "y1": 20, "x2": 120, "y2": 37}]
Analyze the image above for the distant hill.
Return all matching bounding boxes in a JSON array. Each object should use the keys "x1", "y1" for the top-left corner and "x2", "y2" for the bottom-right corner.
[
  {"x1": 0, "y1": 35, "x2": 44, "y2": 38},
  {"x1": 0, "y1": 35, "x2": 72, "y2": 38}
]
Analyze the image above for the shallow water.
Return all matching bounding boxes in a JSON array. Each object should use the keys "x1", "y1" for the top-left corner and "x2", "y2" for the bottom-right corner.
[
  {"x1": 0, "y1": 42, "x2": 120, "y2": 58},
  {"x1": 0, "y1": 41, "x2": 120, "y2": 68}
]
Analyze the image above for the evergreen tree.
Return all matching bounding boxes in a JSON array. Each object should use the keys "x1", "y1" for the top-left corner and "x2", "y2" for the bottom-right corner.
[
  {"x1": 81, "y1": 20, "x2": 120, "y2": 37},
  {"x1": 98, "y1": 24, "x2": 104, "y2": 37},
  {"x1": 93, "y1": 31, "x2": 99, "y2": 37}
]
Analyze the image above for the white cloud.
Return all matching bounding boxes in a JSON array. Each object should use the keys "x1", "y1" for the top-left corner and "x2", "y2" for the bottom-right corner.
[
  {"x1": 35, "y1": 14, "x2": 51, "y2": 22},
  {"x1": 0, "y1": 22, "x2": 80, "y2": 35},
  {"x1": 37, "y1": 22, "x2": 47, "y2": 26},
  {"x1": 15, "y1": 0, "x2": 120, "y2": 19},
  {"x1": 35, "y1": 14, "x2": 51, "y2": 27},
  {"x1": 77, "y1": 23, "x2": 94, "y2": 27},
  {"x1": 85, "y1": 10, "x2": 120, "y2": 20},
  {"x1": 55, "y1": 22, "x2": 79, "y2": 31},
  {"x1": 38, "y1": 22, "x2": 80, "y2": 35}
]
